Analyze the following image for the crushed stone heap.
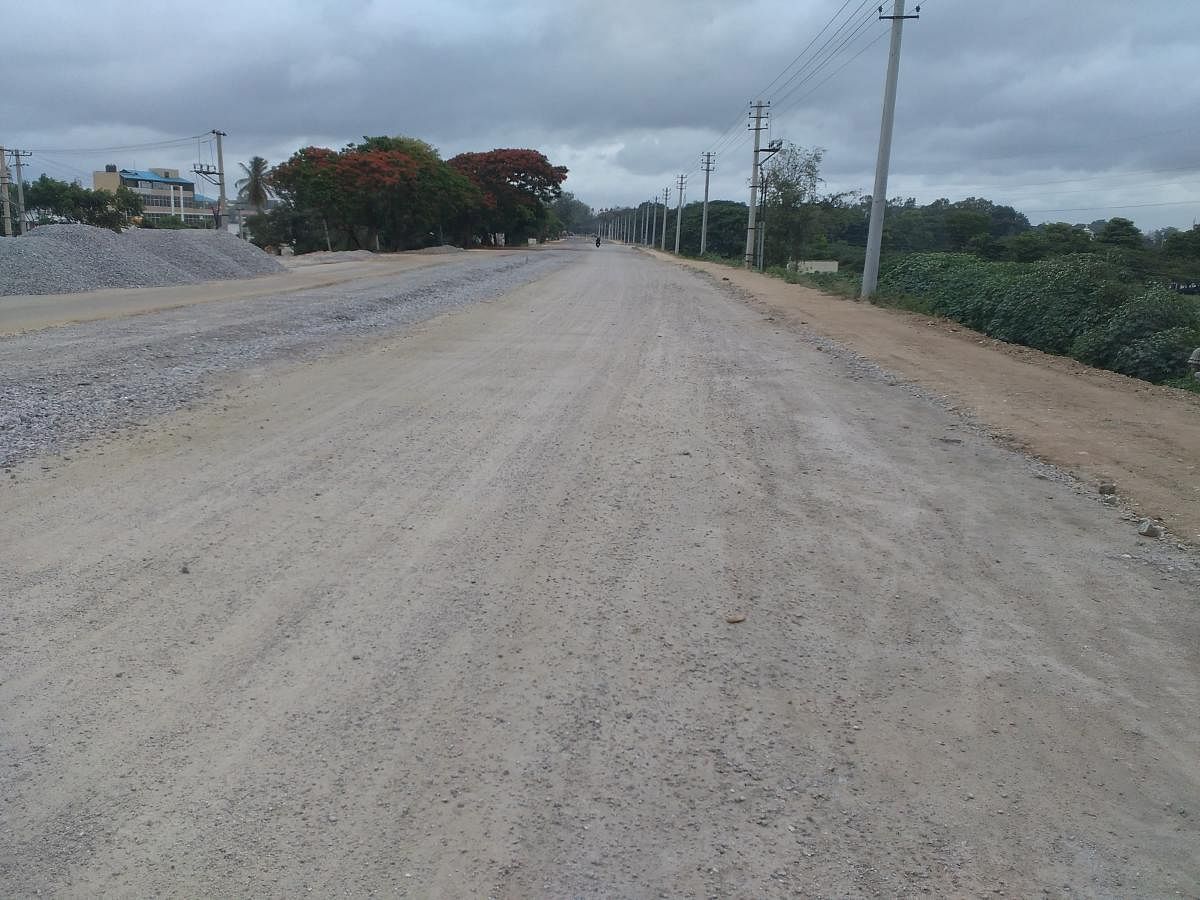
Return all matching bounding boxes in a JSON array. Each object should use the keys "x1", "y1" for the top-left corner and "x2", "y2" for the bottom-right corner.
[{"x1": 0, "y1": 224, "x2": 285, "y2": 296}]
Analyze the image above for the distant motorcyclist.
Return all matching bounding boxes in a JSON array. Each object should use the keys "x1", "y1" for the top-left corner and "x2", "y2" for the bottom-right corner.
[{"x1": 595, "y1": 236, "x2": 601, "y2": 247}]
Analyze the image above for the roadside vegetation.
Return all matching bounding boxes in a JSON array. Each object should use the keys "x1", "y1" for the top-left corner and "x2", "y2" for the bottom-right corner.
[
  {"x1": 246, "y1": 137, "x2": 569, "y2": 253},
  {"x1": 629, "y1": 143, "x2": 1200, "y2": 390},
  {"x1": 19, "y1": 175, "x2": 144, "y2": 230}
]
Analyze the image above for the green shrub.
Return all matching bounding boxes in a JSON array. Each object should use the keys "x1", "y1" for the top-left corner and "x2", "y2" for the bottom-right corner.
[
  {"x1": 881, "y1": 253, "x2": 1016, "y2": 330},
  {"x1": 985, "y1": 255, "x2": 1135, "y2": 354},
  {"x1": 876, "y1": 252, "x2": 1200, "y2": 384},
  {"x1": 1072, "y1": 289, "x2": 1200, "y2": 381}
]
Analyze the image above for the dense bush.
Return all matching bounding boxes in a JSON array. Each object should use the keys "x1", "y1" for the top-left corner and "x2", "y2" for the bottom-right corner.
[
  {"x1": 881, "y1": 253, "x2": 1020, "y2": 331},
  {"x1": 1072, "y1": 290, "x2": 1200, "y2": 382},
  {"x1": 879, "y1": 253, "x2": 1200, "y2": 384},
  {"x1": 987, "y1": 255, "x2": 1134, "y2": 354}
]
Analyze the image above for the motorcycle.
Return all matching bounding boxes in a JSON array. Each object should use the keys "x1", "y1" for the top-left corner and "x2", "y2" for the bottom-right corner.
[{"x1": 595, "y1": 237, "x2": 601, "y2": 247}]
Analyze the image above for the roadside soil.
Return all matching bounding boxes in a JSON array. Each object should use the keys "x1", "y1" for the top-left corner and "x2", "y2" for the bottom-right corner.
[
  {"x1": 2, "y1": 244, "x2": 1197, "y2": 896},
  {"x1": 647, "y1": 249, "x2": 1200, "y2": 545}
]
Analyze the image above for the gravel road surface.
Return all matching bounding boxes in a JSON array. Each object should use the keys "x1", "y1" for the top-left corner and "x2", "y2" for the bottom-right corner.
[
  {"x1": 660, "y1": 252, "x2": 1200, "y2": 545},
  {"x1": 0, "y1": 249, "x2": 567, "y2": 466},
  {"x1": 2, "y1": 241, "x2": 1197, "y2": 897}
]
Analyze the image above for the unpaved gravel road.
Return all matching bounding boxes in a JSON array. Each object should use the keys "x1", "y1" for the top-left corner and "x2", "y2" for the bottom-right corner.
[
  {"x1": 2, "y1": 240, "x2": 1198, "y2": 897},
  {"x1": 655, "y1": 251, "x2": 1200, "y2": 545}
]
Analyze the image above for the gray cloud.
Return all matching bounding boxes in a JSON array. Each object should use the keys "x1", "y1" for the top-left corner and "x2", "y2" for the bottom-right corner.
[{"x1": 8, "y1": 0, "x2": 1199, "y2": 230}]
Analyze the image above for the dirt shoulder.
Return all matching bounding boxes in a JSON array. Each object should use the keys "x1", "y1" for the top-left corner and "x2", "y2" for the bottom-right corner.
[{"x1": 647, "y1": 249, "x2": 1200, "y2": 544}]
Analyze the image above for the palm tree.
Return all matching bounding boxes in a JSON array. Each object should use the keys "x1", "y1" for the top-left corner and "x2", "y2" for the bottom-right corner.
[{"x1": 236, "y1": 156, "x2": 271, "y2": 214}]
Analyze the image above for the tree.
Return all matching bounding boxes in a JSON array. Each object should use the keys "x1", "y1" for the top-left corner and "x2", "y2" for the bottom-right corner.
[
  {"x1": 23, "y1": 174, "x2": 143, "y2": 231},
  {"x1": 550, "y1": 191, "x2": 595, "y2": 235},
  {"x1": 945, "y1": 208, "x2": 991, "y2": 250},
  {"x1": 266, "y1": 138, "x2": 485, "y2": 252},
  {"x1": 1097, "y1": 217, "x2": 1143, "y2": 249},
  {"x1": 236, "y1": 156, "x2": 272, "y2": 214},
  {"x1": 268, "y1": 146, "x2": 345, "y2": 250},
  {"x1": 347, "y1": 136, "x2": 480, "y2": 248},
  {"x1": 449, "y1": 149, "x2": 568, "y2": 244},
  {"x1": 761, "y1": 144, "x2": 824, "y2": 267},
  {"x1": 1162, "y1": 225, "x2": 1200, "y2": 261}
]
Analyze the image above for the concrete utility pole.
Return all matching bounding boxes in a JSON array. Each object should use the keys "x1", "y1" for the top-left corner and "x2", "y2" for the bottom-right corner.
[
  {"x1": 10, "y1": 149, "x2": 29, "y2": 235},
  {"x1": 650, "y1": 198, "x2": 658, "y2": 247},
  {"x1": 744, "y1": 101, "x2": 769, "y2": 268},
  {"x1": 0, "y1": 148, "x2": 12, "y2": 237},
  {"x1": 673, "y1": 173, "x2": 686, "y2": 254},
  {"x1": 213, "y1": 129, "x2": 228, "y2": 231},
  {"x1": 700, "y1": 152, "x2": 715, "y2": 256},
  {"x1": 660, "y1": 187, "x2": 670, "y2": 250},
  {"x1": 755, "y1": 140, "x2": 784, "y2": 271},
  {"x1": 757, "y1": 169, "x2": 768, "y2": 270},
  {"x1": 861, "y1": 0, "x2": 918, "y2": 298}
]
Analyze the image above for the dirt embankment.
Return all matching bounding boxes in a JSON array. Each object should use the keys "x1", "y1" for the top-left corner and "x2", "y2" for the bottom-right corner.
[{"x1": 649, "y1": 250, "x2": 1200, "y2": 544}]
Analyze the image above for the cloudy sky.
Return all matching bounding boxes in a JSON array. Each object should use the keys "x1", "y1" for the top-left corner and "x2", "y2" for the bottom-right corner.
[{"x1": 5, "y1": 0, "x2": 1198, "y2": 230}]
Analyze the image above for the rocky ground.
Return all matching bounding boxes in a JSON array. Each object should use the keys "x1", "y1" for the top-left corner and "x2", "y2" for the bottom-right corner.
[
  {"x1": 0, "y1": 249, "x2": 568, "y2": 466},
  {"x1": 0, "y1": 225, "x2": 284, "y2": 296}
]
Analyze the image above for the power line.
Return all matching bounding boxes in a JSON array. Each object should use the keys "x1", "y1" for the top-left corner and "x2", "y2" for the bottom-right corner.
[
  {"x1": 917, "y1": 126, "x2": 1200, "y2": 169},
  {"x1": 702, "y1": 1, "x2": 879, "y2": 162},
  {"x1": 30, "y1": 154, "x2": 94, "y2": 181},
  {"x1": 1021, "y1": 199, "x2": 1200, "y2": 214},
  {"x1": 773, "y1": 25, "x2": 890, "y2": 118},
  {"x1": 910, "y1": 162, "x2": 1200, "y2": 195},
  {"x1": 27, "y1": 133, "x2": 209, "y2": 155},
  {"x1": 771, "y1": 3, "x2": 880, "y2": 107},
  {"x1": 758, "y1": 0, "x2": 876, "y2": 99}
]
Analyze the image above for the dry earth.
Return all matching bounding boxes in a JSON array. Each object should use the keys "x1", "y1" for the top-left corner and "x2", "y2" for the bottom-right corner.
[
  {"x1": 649, "y1": 250, "x2": 1200, "y2": 545},
  {"x1": 1, "y1": 241, "x2": 1197, "y2": 897}
]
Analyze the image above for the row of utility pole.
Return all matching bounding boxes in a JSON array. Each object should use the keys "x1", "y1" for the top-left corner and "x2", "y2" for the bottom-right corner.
[
  {"x1": 598, "y1": 0, "x2": 914, "y2": 298},
  {"x1": 594, "y1": 174, "x2": 693, "y2": 257}
]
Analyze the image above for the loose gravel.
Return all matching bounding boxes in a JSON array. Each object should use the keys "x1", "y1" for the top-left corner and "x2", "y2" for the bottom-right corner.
[
  {"x1": 0, "y1": 249, "x2": 571, "y2": 466},
  {"x1": 0, "y1": 224, "x2": 284, "y2": 296}
]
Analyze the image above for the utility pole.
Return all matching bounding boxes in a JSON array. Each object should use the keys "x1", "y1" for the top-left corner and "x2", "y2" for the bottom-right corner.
[
  {"x1": 9, "y1": 149, "x2": 29, "y2": 235},
  {"x1": 0, "y1": 148, "x2": 12, "y2": 237},
  {"x1": 213, "y1": 129, "x2": 228, "y2": 231},
  {"x1": 755, "y1": 140, "x2": 783, "y2": 271},
  {"x1": 744, "y1": 101, "x2": 769, "y2": 268},
  {"x1": 673, "y1": 173, "x2": 686, "y2": 254},
  {"x1": 650, "y1": 198, "x2": 658, "y2": 248},
  {"x1": 660, "y1": 186, "x2": 671, "y2": 250},
  {"x1": 700, "y1": 152, "x2": 715, "y2": 256},
  {"x1": 861, "y1": 0, "x2": 918, "y2": 298}
]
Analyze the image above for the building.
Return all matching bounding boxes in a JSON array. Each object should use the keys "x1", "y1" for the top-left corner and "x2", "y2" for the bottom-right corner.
[{"x1": 91, "y1": 165, "x2": 216, "y2": 227}]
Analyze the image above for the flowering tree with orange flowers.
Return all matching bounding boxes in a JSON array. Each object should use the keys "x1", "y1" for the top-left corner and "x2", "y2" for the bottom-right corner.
[{"x1": 448, "y1": 149, "x2": 568, "y2": 245}]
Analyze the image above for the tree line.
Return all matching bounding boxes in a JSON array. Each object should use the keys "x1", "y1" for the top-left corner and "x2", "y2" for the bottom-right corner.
[
  {"x1": 596, "y1": 143, "x2": 1199, "y2": 388},
  {"x1": 602, "y1": 142, "x2": 1200, "y2": 282},
  {"x1": 247, "y1": 136, "x2": 568, "y2": 252}
]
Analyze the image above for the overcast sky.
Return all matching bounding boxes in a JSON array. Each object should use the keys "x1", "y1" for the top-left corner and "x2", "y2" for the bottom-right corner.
[{"x1": 5, "y1": 0, "x2": 1198, "y2": 230}]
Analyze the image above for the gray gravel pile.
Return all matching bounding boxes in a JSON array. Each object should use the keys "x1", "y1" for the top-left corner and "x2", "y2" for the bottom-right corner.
[
  {"x1": 0, "y1": 225, "x2": 284, "y2": 296},
  {"x1": 0, "y1": 249, "x2": 572, "y2": 466}
]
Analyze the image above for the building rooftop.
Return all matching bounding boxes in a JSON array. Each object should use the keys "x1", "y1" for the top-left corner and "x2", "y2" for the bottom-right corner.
[{"x1": 122, "y1": 169, "x2": 193, "y2": 186}]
